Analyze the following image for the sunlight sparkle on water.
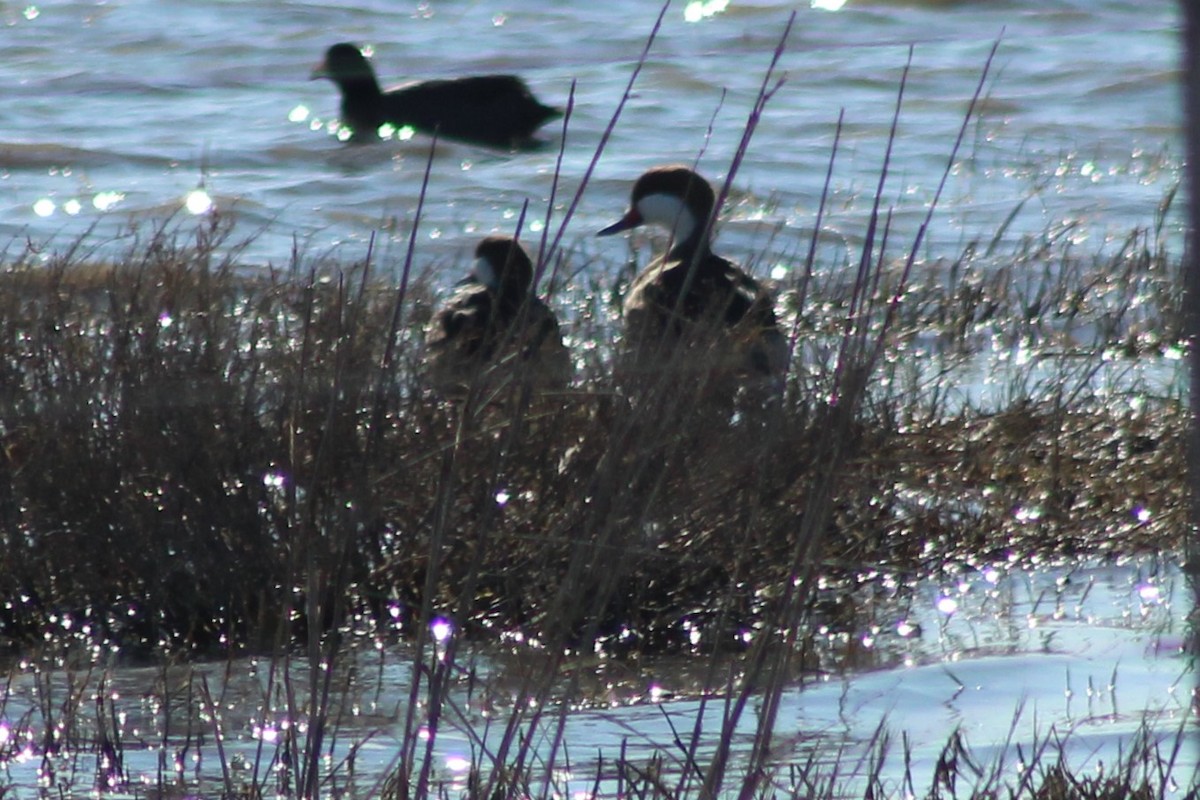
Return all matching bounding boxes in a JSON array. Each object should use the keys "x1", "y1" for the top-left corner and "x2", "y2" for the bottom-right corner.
[
  {"x1": 389, "y1": 124, "x2": 416, "y2": 141},
  {"x1": 288, "y1": 104, "x2": 310, "y2": 123},
  {"x1": 93, "y1": 191, "x2": 123, "y2": 211},
  {"x1": 1137, "y1": 584, "x2": 1161, "y2": 604},
  {"x1": 445, "y1": 755, "x2": 471, "y2": 773},
  {"x1": 254, "y1": 724, "x2": 280, "y2": 743},
  {"x1": 683, "y1": 0, "x2": 727, "y2": 21},
  {"x1": 936, "y1": 596, "x2": 958, "y2": 615},
  {"x1": 1014, "y1": 505, "x2": 1043, "y2": 523},
  {"x1": 185, "y1": 188, "x2": 213, "y2": 215},
  {"x1": 431, "y1": 617, "x2": 453, "y2": 643},
  {"x1": 33, "y1": 198, "x2": 54, "y2": 217},
  {"x1": 812, "y1": 0, "x2": 847, "y2": 9},
  {"x1": 23, "y1": 5, "x2": 38, "y2": 20}
]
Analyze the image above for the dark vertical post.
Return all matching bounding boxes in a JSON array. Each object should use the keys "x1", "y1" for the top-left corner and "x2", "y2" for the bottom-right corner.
[{"x1": 1181, "y1": 1, "x2": 1200, "y2": 669}]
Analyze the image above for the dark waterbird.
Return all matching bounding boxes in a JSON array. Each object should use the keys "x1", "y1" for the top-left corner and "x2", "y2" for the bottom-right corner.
[
  {"x1": 424, "y1": 236, "x2": 571, "y2": 397},
  {"x1": 598, "y1": 165, "x2": 789, "y2": 387},
  {"x1": 310, "y1": 42, "x2": 562, "y2": 148}
]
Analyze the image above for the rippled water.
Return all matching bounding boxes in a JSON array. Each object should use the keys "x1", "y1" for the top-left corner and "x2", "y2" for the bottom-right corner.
[
  {"x1": 1, "y1": 0, "x2": 1182, "y2": 281},
  {"x1": 0, "y1": 559, "x2": 1191, "y2": 796}
]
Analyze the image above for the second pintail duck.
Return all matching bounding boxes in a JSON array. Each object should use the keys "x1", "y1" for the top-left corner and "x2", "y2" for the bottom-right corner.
[
  {"x1": 597, "y1": 165, "x2": 789, "y2": 386},
  {"x1": 311, "y1": 43, "x2": 562, "y2": 149},
  {"x1": 424, "y1": 235, "x2": 571, "y2": 397}
]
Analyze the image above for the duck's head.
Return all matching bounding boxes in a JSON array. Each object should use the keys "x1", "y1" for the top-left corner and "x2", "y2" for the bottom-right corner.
[
  {"x1": 471, "y1": 235, "x2": 534, "y2": 295},
  {"x1": 597, "y1": 165, "x2": 716, "y2": 248},
  {"x1": 311, "y1": 43, "x2": 377, "y2": 84}
]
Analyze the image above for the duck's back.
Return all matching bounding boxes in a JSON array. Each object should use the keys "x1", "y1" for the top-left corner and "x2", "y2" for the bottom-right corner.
[
  {"x1": 426, "y1": 284, "x2": 569, "y2": 395},
  {"x1": 426, "y1": 282, "x2": 498, "y2": 360},
  {"x1": 622, "y1": 254, "x2": 787, "y2": 380},
  {"x1": 383, "y1": 75, "x2": 560, "y2": 147}
]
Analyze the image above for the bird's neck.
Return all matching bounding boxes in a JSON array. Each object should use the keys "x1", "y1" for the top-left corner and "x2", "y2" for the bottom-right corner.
[
  {"x1": 340, "y1": 75, "x2": 383, "y2": 101},
  {"x1": 637, "y1": 194, "x2": 713, "y2": 265},
  {"x1": 666, "y1": 234, "x2": 715, "y2": 271}
]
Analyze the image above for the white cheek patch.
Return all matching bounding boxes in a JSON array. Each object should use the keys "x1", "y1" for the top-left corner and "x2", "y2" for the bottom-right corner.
[
  {"x1": 473, "y1": 257, "x2": 499, "y2": 290},
  {"x1": 637, "y1": 193, "x2": 695, "y2": 244}
]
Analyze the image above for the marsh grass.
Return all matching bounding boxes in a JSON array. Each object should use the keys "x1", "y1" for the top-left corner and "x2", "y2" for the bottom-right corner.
[{"x1": 0, "y1": 20, "x2": 1190, "y2": 800}]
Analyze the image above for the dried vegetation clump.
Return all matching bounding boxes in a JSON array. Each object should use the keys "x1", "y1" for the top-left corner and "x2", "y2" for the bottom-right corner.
[{"x1": 0, "y1": 203, "x2": 1183, "y2": 660}]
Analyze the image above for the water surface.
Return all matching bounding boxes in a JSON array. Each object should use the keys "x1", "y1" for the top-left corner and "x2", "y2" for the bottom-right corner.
[
  {"x1": 0, "y1": 0, "x2": 1181, "y2": 282},
  {"x1": 0, "y1": 559, "x2": 1191, "y2": 796}
]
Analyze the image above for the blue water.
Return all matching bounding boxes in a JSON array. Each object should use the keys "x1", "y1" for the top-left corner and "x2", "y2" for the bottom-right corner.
[
  {"x1": 0, "y1": 0, "x2": 1182, "y2": 281},
  {"x1": 0, "y1": 558, "x2": 1191, "y2": 796}
]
